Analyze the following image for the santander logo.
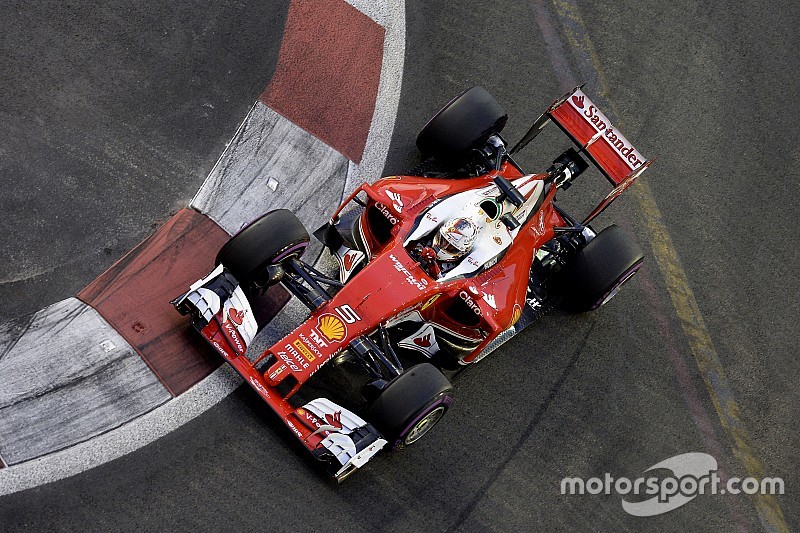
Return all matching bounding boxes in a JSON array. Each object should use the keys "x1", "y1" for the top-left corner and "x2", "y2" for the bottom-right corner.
[
  {"x1": 228, "y1": 307, "x2": 245, "y2": 326},
  {"x1": 567, "y1": 90, "x2": 644, "y2": 169},
  {"x1": 343, "y1": 252, "x2": 357, "y2": 271},
  {"x1": 414, "y1": 334, "x2": 432, "y2": 348},
  {"x1": 325, "y1": 411, "x2": 343, "y2": 429}
]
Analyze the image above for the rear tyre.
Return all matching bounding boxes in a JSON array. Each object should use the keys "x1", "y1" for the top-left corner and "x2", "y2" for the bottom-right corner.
[
  {"x1": 216, "y1": 209, "x2": 309, "y2": 285},
  {"x1": 560, "y1": 225, "x2": 644, "y2": 311},
  {"x1": 367, "y1": 363, "x2": 454, "y2": 450},
  {"x1": 416, "y1": 86, "x2": 507, "y2": 163}
]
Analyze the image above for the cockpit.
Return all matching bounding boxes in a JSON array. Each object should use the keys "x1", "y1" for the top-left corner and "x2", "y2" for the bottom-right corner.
[{"x1": 405, "y1": 176, "x2": 545, "y2": 280}]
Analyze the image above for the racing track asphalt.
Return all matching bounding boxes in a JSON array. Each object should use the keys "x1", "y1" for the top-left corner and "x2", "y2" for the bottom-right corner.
[
  {"x1": 1, "y1": 1, "x2": 798, "y2": 531},
  {"x1": 0, "y1": 0, "x2": 291, "y2": 321}
]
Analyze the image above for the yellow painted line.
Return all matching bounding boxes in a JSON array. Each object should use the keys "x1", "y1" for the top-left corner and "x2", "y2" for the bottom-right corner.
[
  {"x1": 633, "y1": 181, "x2": 787, "y2": 531},
  {"x1": 550, "y1": 1, "x2": 788, "y2": 530}
]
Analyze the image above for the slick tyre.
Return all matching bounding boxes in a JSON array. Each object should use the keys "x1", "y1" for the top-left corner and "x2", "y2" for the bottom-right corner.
[
  {"x1": 367, "y1": 363, "x2": 454, "y2": 450},
  {"x1": 416, "y1": 86, "x2": 507, "y2": 163},
  {"x1": 216, "y1": 209, "x2": 309, "y2": 285},
  {"x1": 560, "y1": 224, "x2": 644, "y2": 312}
]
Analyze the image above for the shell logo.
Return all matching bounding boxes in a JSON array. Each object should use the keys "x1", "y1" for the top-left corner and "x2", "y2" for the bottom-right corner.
[{"x1": 317, "y1": 314, "x2": 347, "y2": 343}]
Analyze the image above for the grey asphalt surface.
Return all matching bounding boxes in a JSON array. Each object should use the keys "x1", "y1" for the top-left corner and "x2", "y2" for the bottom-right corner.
[
  {"x1": 0, "y1": 0, "x2": 290, "y2": 321},
  {"x1": 1, "y1": 1, "x2": 798, "y2": 532}
]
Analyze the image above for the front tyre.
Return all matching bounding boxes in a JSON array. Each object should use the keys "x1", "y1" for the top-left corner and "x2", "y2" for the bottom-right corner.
[
  {"x1": 216, "y1": 209, "x2": 309, "y2": 286},
  {"x1": 560, "y1": 224, "x2": 644, "y2": 311},
  {"x1": 367, "y1": 363, "x2": 454, "y2": 450}
]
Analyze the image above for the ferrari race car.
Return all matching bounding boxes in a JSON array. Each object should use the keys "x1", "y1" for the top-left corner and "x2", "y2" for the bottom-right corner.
[{"x1": 173, "y1": 86, "x2": 653, "y2": 481}]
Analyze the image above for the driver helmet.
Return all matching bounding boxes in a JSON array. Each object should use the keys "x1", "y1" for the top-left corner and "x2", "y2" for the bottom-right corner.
[{"x1": 433, "y1": 217, "x2": 478, "y2": 262}]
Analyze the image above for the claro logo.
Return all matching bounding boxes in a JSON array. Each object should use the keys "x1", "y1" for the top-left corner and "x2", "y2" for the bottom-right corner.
[
  {"x1": 458, "y1": 290, "x2": 482, "y2": 316},
  {"x1": 375, "y1": 202, "x2": 398, "y2": 225}
]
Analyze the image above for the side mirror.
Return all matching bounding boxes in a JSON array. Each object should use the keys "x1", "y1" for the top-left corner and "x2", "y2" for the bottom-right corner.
[{"x1": 494, "y1": 176, "x2": 525, "y2": 207}]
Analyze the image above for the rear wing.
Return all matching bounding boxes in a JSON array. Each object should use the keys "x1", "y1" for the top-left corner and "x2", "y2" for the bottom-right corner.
[{"x1": 510, "y1": 86, "x2": 654, "y2": 223}]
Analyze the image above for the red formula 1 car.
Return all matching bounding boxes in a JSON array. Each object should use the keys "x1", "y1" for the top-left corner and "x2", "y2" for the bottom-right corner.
[{"x1": 173, "y1": 86, "x2": 653, "y2": 480}]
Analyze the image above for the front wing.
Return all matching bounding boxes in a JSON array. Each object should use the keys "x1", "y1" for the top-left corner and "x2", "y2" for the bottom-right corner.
[{"x1": 172, "y1": 266, "x2": 386, "y2": 481}]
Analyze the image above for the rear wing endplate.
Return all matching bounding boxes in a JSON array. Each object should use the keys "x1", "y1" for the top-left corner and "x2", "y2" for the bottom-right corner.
[{"x1": 510, "y1": 86, "x2": 654, "y2": 223}]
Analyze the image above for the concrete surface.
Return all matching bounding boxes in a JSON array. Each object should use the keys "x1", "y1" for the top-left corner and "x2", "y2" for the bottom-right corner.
[
  {"x1": 0, "y1": 299, "x2": 169, "y2": 465},
  {"x1": 191, "y1": 104, "x2": 349, "y2": 235}
]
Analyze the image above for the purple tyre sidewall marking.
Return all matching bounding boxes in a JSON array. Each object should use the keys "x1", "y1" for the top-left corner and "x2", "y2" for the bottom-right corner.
[
  {"x1": 393, "y1": 394, "x2": 454, "y2": 449},
  {"x1": 590, "y1": 261, "x2": 642, "y2": 310},
  {"x1": 272, "y1": 242, "x2": 308, "y2": 263}
]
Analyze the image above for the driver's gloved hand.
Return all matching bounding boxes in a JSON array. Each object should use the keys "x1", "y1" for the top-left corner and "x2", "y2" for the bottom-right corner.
[{"x1": 419, "y1": 246, "x2": 441, "y2": 277}]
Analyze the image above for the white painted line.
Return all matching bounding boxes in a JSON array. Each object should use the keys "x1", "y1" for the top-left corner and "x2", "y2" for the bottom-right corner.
[
  {"x1": 345, "y1": 0, "x2": 387, "y2": 26},
  {"x1": 343, "y1": 0, "x2": 406, "y2": 193},
  {"x1": 0, "y1": 364, "x2": 241, "y2": 496},
  {"x1": 0, "y1": 298, "x2": 170, "y2": 465},
  {"x1": 191, "y1": 104, "x2": 349, "y2": 235}
]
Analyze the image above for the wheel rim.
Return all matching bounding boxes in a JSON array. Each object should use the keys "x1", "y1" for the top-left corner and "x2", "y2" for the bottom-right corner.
[
  {"x1": 593, "y1": 263, "x2": 641, "y2": 309},
  {"x1": 404, "y1": 406, "x2": 446, "y2": 445}
]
